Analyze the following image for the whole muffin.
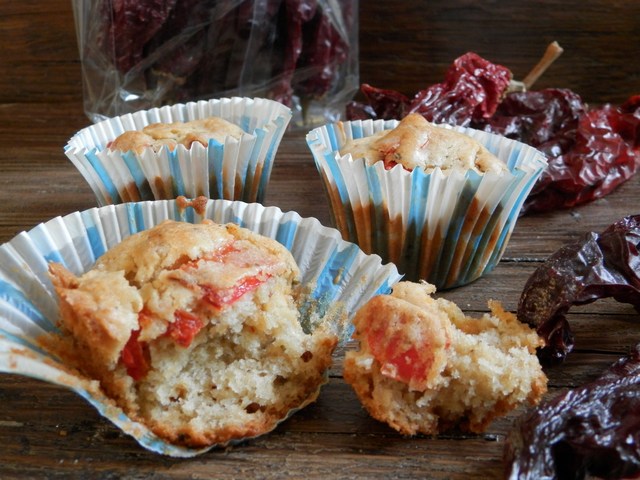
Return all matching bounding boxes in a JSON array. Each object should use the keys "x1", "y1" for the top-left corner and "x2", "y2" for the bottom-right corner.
[
  {"x1": 65, "y1": 97, "x2": 292, "y2": 205},
  {"x1": 343, "y1": 281, "x2": 547, "y2": 435},
  {"x1": 48, "y1": 219, "x2": 338, "y2": 448},
  {"x1": 306, "y1": 114, "x2": 547, "y2": 289}
]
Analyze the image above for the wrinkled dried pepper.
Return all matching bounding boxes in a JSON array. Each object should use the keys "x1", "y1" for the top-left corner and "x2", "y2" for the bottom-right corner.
[
  {"x1": 485, "y1": 93, "x2": 640, "y2": 214},
  {"x1": 347, "y1": 52, "x2": 512, "y2": 126},
  {"x1": 517, "y1": 214, "x2": 640, "y2": 366},
  {"x1": 504, "y1": 343, "x2": 640, "y2": 480}
]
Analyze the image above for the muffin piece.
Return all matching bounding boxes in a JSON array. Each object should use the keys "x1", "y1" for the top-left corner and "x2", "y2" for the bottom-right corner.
[
  {"x1": 343, "y1": 281, "x2": 547, "y2": 435},
  {"x1": 108, "y1": 117, "x2": 245, "y2": 154},
  {"x1": 340, "y1": 113, "x2": 507, "y2": 174},
  {"x1": 48, "y1": 220, "x2": 337, "y2": 448}
]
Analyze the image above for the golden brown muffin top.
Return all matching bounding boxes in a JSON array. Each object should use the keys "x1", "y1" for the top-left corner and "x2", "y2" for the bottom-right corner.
[
  {"x1": 107, "y1": 117, "x2": 245, "y2": 154},
  {"x1": 340, "y1": 113, "x2": 507, "y2": 174}
]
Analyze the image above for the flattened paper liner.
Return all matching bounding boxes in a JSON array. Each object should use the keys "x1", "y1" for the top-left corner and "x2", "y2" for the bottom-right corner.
[
  {"x1": 65, "y1": 97, "x2": 292, "y2": 206},
  {"x1": 306, "y1": 119, "x2": 547, "y2": 289},
  {"x1": 0, "y1": 199, "x2": 401, "y2": 457}
]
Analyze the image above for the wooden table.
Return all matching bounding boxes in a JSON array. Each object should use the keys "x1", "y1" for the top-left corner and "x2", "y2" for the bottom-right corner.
[{"x1": 1, "y1": 1, "x2": 639, "y2": 478}]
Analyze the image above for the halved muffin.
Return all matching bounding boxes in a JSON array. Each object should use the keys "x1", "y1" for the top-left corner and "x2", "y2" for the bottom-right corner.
[{"x1": 48, "y1": 220, "x2": 337, "y2": 447}]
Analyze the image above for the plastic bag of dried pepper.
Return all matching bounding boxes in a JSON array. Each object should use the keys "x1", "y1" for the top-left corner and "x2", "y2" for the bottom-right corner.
[{"x1": 71, "y1": 0, "x2": 359, "y2": 129}]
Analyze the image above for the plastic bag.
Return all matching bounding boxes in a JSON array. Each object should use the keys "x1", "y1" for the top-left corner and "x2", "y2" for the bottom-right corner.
[{"x1": 71, "y1": 0, "x2": 359, "y2": 129}]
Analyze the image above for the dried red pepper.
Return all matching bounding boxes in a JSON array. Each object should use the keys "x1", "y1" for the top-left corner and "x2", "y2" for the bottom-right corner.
[
  {"x1": 347, "y1": 52, "x2": 512, "y2": 126},
  {"x1": 504, "y1": 343, "x2": 640, "y2": 480},
  {"x1": 347, "y1": 54, "x2": 640, "y2": 214},
  {"x1": 143, "y1": 0, "x2": 209, "y2": 89},
  {"x1": 296, "y1": 0, "x2": 353, "y2": 99},
  {"x1": 100, "y1": 0, "x2": 177, "y2": 73},
  {"x1": 410, "y1": 52, "x2": 512, "y2": 126},
  {"x1": 476, "y1": 88, "x2": 585, "y2": 160},
  {"x1": 517, "y1": 214, "x2": 640, "y2": 366},
  {"x1": 346, "y1": 83, "x2": 410, "y2": 121},
  {"x1": 488, "y1": 93, "x2": 640, "y2": 214}
]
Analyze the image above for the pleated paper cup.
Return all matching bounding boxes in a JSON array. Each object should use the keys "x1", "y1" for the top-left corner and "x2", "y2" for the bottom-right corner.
[
  {"x1": 306, "y1": 119, "x2": 548, "y2": 290},
  {"x1": 0, "y1": 199, "x2": 401, "y2": 457},
  {"x1": 65, "y1": 97, "x2": 292, "y2": 206}
]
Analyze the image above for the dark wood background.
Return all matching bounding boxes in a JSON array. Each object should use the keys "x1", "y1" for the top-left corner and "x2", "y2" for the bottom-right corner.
[
  {"x1": 3, "y1": 1, "x2": 639, "y2": 106},
  {"x1": 0, "y1": 1, "x2": 639, "y2": 478},
  {"x1": 358, "y1": 1, "x2": 640, "y2": 105}
]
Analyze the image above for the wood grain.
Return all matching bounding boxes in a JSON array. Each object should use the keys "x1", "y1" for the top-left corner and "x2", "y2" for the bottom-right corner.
[
  {"x1": 0, "y1": 1, "x2": 639, "y2": 479},
  {"x1": 358, "y1": 1, "x2": 640, "y2": 104}
]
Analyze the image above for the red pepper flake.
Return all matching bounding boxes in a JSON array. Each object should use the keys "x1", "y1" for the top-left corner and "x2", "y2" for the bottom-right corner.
[
  {"x1": 367, "y1": 326, "x2": 429, "y2": 389},
  {"x1": 383, "y1": 159, "x2": 398, "y2": 170},
  {"x1": 167, "y1": 310, "x2": 204, "y2": 348},
  {"x1": 202, "y1": 274, "x2": 269, "y2": 309},
  {"x1": 177, "y1": 242, "x2": 238, "y2": 271},
  {"x1": 120, "y1": 328, "x2": 151, "y2": 381}
]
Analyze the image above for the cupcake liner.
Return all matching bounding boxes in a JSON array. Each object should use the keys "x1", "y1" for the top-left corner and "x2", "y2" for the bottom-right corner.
[
  {"x1": 306, "y1": 119, "x2": 548, "y2": 289},
  {"x1": 0, "y1": 199, "x2": 401, "y2": 457},
  {"x1": 65, "y1": 97, "x2": 292, "y2": 206}
]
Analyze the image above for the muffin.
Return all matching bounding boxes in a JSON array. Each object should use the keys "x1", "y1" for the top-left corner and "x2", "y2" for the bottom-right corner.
[
  {"x1": 0, "y1": 198, "x2": 401, "y2": 456},
  {"x1": 306, "y1": 114, "x2": 547, "y2": 289},
  {"x1": 65, "y1": 97, "x2": 292, "y2": 206},
  {"x1": 47, "y1": 219, "x2": 338, "y2": 448},
  {"x1": 343, "y1": 281, "x2": 547, "y2": 435}
]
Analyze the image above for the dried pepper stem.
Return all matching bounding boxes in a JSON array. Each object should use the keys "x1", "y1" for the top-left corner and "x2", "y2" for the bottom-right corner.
[
  {"x1": 508, "y1": 41, "x2": 564, "y2": 92},
  {"x1": 521, "y1": 41, "x2": 564, "y2": 89}
]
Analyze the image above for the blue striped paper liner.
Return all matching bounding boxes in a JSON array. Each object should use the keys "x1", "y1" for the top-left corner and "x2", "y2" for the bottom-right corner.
[
  {"x1": 0, "y1": 199, "x2": 401, "y2": 457},
  {"x1": 307, "y1": 119, "x2": 548, "y2": 289},
  {"x1": 64, "y1": 97, "x2": 292, "y2": 206}
]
